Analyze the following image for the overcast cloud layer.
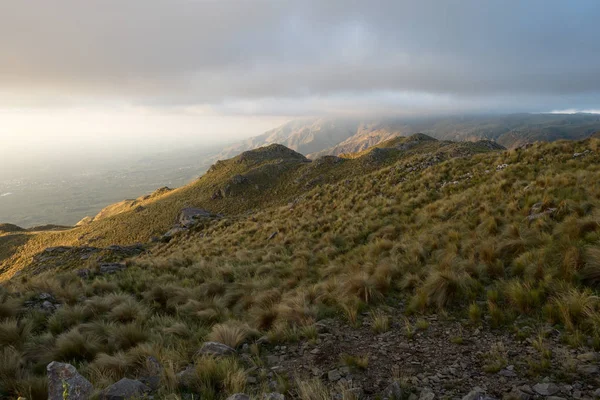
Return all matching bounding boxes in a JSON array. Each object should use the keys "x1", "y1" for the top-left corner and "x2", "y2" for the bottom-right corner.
[{"x1": 1, "y1": 0, "x2": 600, "y2": 115}]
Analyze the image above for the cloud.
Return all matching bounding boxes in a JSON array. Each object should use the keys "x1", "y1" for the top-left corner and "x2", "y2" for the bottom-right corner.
[{"x1": 1, "y1": 0, "x2": 599, "y2": 114}]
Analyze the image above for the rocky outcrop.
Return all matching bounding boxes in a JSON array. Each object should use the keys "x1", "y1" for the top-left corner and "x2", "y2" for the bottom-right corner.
[
  {"x1": 47, "y1": 362, "x2": 93, "y2": 400},
  {"x1": 100, "y1": 378, "x2": 151, "y2": 400},
  {"x1": 24, "y1": 292, "x2": 61, "y2": 313},
  {"x1": 178, "y1": 207, "x2": 215, "y2": 228},
  {"x1": 162, "y1": 208, "x2": 222, "y2": 241}
]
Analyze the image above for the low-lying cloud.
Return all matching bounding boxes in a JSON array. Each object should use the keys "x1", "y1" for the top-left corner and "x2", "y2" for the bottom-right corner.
[{"x1": 1, "y1": 0, "x2": 599, "y2": 115}]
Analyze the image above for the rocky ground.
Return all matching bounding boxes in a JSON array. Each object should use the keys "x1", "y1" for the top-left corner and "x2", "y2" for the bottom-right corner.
[{"x1": 252, "y1": 309, "x2": 600, "y2": 399}]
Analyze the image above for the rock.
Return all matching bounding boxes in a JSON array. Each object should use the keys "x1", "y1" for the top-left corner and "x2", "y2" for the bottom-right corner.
[
  {"x1": 256, "y1": 335, "x2": 270, "y2": 345},
  {"x1": 547, "y1": 397, "x2": 566, "y2": 400},
  {"x1": 42, "y1": 300, "x2": 57, "y2": 312},
  {"x1": 419, "y1": 389, "x2": 435, "y2": 400},
  {"x1": 47, "y1": 361, "x2": 93, "y2": 400},
  {"x1": 100, "y1": 378, "x2": 151, "y2": 400},
  {"x1": 176, "y1": 365, "x2": 195, "y2": 390},
  {"x1": 138, "y1": 356, "x2": 162, "y2": 390},
  {"x1": 593, "y1": 388, "x2": 600, "y2": 398},
  {"x1": 227, "y1": 395, "x2": 250, "y2": 400},
  {"x1": 231, "y1": 175, "x2": 248, "y2": 185},
  {"x1": 178, "y1": 207, "x2": 215, "y2": 228},
  {"x1": 533, "y1": 383, "x2": 559, "y2": 396},
  {"x1": 506, "y1": 388, "x2": 531, "y2": 400},
  {"x1": 462, "y1": 387, "x2": 497, "y2": 400},
  {"x1": 76, "y1": 268, "x2": 92, "y2": 279},
  {"x1": 39, "y1": 292, "x2": 55, "y2": 301},
  {"x1": 498, "y1": 368, "x2": 517, "y2": 378},
  {"x1": 382, "y1": 381, "x2": 404, "y2": 400},
  {"x1": 198, "y1": 341, "x2": 236, "y2": 357},
  {"x1": 577, "y1": 364, "x2": 599, "y2": 375},
  {"x1": 98, "y1": 263, "x2": 126, "y2": 274},
  {"x1": 263, "y1": 393, "x2": 285, "y2": 400},
  {"x1": 328, "y1": 369, "x2": 342, "y2": 382},
  {"x1": 576, "y1": 352, "x2": 597, "y2": 362},
  {"x1": 519, "y1": 385, "x2": 534, "y2": 395},
  {"x1": 267, "y1": 355, "x2": 280, "y2": 365}
]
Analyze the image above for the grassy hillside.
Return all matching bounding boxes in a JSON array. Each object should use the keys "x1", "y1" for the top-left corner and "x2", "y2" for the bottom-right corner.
[
  {"x1": 0, "y1": 138, "x2": 498, "y2": 281},
  {"x1": 1, "y1": 137, "x2": 600, "y2": 399}
]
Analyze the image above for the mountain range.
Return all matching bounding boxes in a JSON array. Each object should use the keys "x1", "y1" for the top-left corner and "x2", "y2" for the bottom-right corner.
[{"x1": 216, "y1": 113, "x2": 600, "y2": 161}]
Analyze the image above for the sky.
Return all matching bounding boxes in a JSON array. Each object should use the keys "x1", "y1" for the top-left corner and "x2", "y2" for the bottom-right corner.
[{"x1": 1, "y1": 0, "x2": 600, "y2": 164}]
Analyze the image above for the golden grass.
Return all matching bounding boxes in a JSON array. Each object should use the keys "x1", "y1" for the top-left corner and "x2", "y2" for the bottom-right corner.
[{"x1": 0, "y1": 138, "x2": 599, "y2": 398}]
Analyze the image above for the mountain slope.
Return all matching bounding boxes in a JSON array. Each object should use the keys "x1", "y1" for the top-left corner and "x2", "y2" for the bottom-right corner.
[
  {"x1": 1, "y1": 137, "x2": 600, "y2": 399},
  {"x1": 0, "y1": 137, "x2": 503, "y2": 281}
]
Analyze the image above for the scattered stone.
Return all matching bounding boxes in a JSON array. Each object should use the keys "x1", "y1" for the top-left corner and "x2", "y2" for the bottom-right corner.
[
  {"x1": 263, "y1": 393, "x2": 285, "y2": 400},
  {"x1": 176, "y1": 365, "x2": 195, "y2": 390},
  {"x1": 198, "y1": 341, "x2": 236, "y2": 357},
  {"x1": 328, "y1": 369, "x2": 342, "y2": 382},
  {"x1": 47, "y1": 361, "x2": 93, "y2": 400},
  {"x1": 462, "y1": 387, "x2": 497, "y2": 400},
  {"x1": 577, "y1": 364, "x2": 599, "y2": 375},
  {"x1": 267, "y1": 355, "x2": 280, "y2": 365},
  {"x1": 506, "y1": 388, "x2": 531, "y2": 400},
  {"x1": 227, "y1": 394, "x2": 250, "y2": 400},
  {"x1": 100, "y1": 378, "x2": 151, "y2": 400},
  {"x1": 533, "y1": 382, "x2": 559, "y2": 396},
  {"x1": 419, "y1": 389, "x2": 435, "y2": 400},
  {"x1": 382, "y1": 381, "x2": 404, "y2": 399},
  {"x1": 138, "y1": 356, "x2": 162, "y2": 390},
  {"x1": 498, "y1": 368, "x2": 517, "y2": 377},
  {"x1": 76, "y1": 268, "x2": 92, "y2": 279},
  {"x1": 98, "y1": 263, "x2": 126, "y2": 274},
  {"x1": 576, "y1": 352, "x2": 597, "y2": 361},
  {"x1": 178, "y1": 207, "x2": 215, "y2": 228},
  {"x1": 268, "y1": 231, "x2": 278, "y2": 240},
  {"x1": 231, "y1": 174, "x2": 249, "y2": 185}
]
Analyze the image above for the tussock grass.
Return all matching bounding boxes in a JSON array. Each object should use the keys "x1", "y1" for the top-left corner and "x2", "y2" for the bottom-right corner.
[
  {"x1": 208, "y1": 322, "x2": 249, "y2": 349},
  {"x1": 1, "y1": 139, "x2": 600, "y2": 398}
]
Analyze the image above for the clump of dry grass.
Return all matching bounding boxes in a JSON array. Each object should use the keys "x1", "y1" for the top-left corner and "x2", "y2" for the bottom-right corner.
[
  {"x1": 370, "y1": 309, "x2": 390, "y2": 334},
  {"x1": 207, "y1": 322, "x2": 249, "y2": 349}
]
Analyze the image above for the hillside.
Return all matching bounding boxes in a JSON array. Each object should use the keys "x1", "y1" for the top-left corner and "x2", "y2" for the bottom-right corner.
[
  {"x1": 0, "y1": 137, "x2": 501, "y2": 281},
  {"x1": 1, "y1": 137, "x2": 600, "y2": 399}
]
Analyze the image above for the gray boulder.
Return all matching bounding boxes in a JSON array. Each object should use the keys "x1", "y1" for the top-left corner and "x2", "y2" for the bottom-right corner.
[
  {"x1": 179, "y1": 207, "x2": 214, "y2": 227},
  {"x1": 198, "y1": 341, "x2": 236, "y2": 357},
  {"x1": 462, "y1": 387, "x2": 498, "y2": 400},
  {"x1": 227, "y1": 394, "x2": 250, "y2": 400},
  {"x1": 263, "y1": 394, "x2": 285, "y2": 400},
  {"x1": 138, "y1": 356, "x2": 162, "y2": 390},
  {"x1": 382, "y1": 381, "x2": 404, "y2": 400},
  {"x1": 533, "y1": 383, "x2": 559, "y2": 396},
  {"x1": 47, "y1": 361, "x2": 93, "y2": 400},
  {"x1": 176, "y1": 365, "x2": 196, "y2": 390},
  {"x1": 100, "y1": 378, "x2": 151, "y2": 400}
]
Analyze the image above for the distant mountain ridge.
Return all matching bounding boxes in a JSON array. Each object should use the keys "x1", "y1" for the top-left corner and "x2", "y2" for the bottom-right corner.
[{"x1": 216, "y1": 113, "x2": 600, "y2": 161}]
